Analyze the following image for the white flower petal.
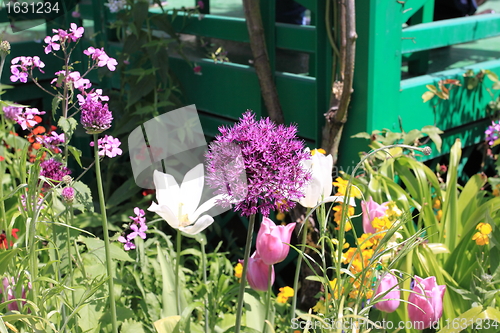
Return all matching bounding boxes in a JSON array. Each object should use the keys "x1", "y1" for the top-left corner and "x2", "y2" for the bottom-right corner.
[
  {"x1": 299, "y1": 176, "x2": 322, "y2": 208},
  {"x1": 153, "y1": 170, "x2": 180, "y2": 210},
  {"x1": 180, "y1": 215, "x2": 214, "y2": 235},
  {"x1": 322, "y1": 195, "x2": 356, "y2": 207},
  {"x1": 180, "y1": 164, "x2": 204, "y2": 216},
  {"x1": 148, "y1": 201, "x2": 180, "y2": 229},
  {"x1": 189, "y1": 194, "x2": 224, "y2": 222}
]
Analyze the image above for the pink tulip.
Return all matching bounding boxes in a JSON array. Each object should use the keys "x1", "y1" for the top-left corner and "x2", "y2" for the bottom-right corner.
[
  {"x1": 245, "y1": 252, "x2": 275, "y2": 292},
  {"x1": 256, "y1": 217, "x2": 296, "y2": 265},
  {"x1": 408, "y1": 275, "x2": 446, "y2": 330},
  {"x1": 361, "y1": 198, "x2": 388, "y2": 234},
  {"x1": 374, "y1": 271, "x2": 400, "y2": 313},
  {"x1": 1, "y1": 277, "x2": 30, "y2": 311}
]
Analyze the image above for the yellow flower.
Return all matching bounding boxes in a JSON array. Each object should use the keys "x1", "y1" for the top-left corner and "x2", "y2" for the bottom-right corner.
[
  {"x1": 312, "y1": 300, "x2": 326, "y2": 314},
  {"x1": 276, "y1": 211, "x2": 286, "y2": 221},
  {"x1": 332, "y1": 177, "x2": 362, "y2": 198},
  {"x1": 433, "y1": 198, "x2": 441, "y2": 210},
  {"x1": 276, "y1": 294, "x2": 288, "y2": 303},
  {"x1": 372, "y1": 216, "x2": 392, "y2": 231},
  {"x1": 279, "y1": 286, "x2": 294, "y2": 298},
  {"x1": 472, "y1": 232, "x2": 489, "y2": 246},
  {"x1": 476, "y1": 222, "x2": 492, "y2": 235},
  {"x1": 311, "y1": 148, "x2": 326, "y2": 156},
  {"x1": 385, "y1": 201, "x2": 402, "y2": 220},
  {"x1": 357, "y1": 233, "x2": 375, "y2": 250},
  {"x1": 436, "y1": 209, "x2": 443, "y2": 221},
  {"x1": 234, "y1": 262, "x2": 243, "y2": 279},
  {"x1": 329, "y1": 279, "x2": 344, "y2": 299}
]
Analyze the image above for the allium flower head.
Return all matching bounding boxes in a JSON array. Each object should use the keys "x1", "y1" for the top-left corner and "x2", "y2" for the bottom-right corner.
[
  {"x1": 40, "y1": 158, "x2": 71, "y2": 188},
  {"x1": 205, "y1": 111, "x2": 311, "y2": 216},
  {"x1": 61, "y1": 187, "x2": 75, "y2": 203},
  {"x1": 80, "y1": 99, "x2": 113, "y2": 134},
  {"x1": 485, "y1": 120, "x2": 500, "y2": 146}
]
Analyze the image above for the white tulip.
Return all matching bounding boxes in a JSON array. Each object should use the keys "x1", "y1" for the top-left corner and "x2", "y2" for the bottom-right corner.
[
  {"x1": 148, "y1": 164, "x2": 222, "y2": 235},
  {"x1": 299, "y1": 148, "x2": 334, "y2": 208}
]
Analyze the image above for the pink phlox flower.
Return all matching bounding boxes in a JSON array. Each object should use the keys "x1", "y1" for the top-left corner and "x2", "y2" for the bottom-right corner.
[
  {"x1": 15, "y1": 108, "x2": 45, "y2": 130},
  {"x1": 129, "y1": 207, "x2": 146, "y2": 224},
  {"x1": 43, "y1": 35, "x2": 60, "y2": 54},
  {"x1": 10, "y1": 66, "x2": 28, "y2": 83},
  {"x1": 45, "y1": 131, "x2": 65, "y2": 145},
  {"x1": 67, "y1": 72, "x2": 91, "y2": 90},
  {"x1": 52, "y1": 28, "x2": 70, "y2": 40},
  {"x1": 118, "y1": 236, "x2": 136, "y2": 251},
  {"x1": 32, "y1": 56, "x2": 45, "y2": 73},
  {"x1": 83, "y1": 46, "x2": 103, "y2": 60},
  {"x1": 69, "y1": 23, "x2": 84, "y2": 42},
  {"x1": 90, "y1": 135, "x2": 122, "y2": 158},
  {"x1": 25, "y1": 108, "x2": 45, "y2": 117}
]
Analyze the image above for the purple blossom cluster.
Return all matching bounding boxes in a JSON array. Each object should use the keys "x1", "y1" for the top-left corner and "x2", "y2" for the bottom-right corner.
[
  {"x1": 40, "y1": 158, "x2": 71, "y2": 188},
  {"x1": 205, "y1": 111, "x2": 311, "y2": 216},
  {"x1": 83, "y1": 47, "x2": 118, "y2": 71},
  {"x1": 10, "y1": 56, "x2": 45, "y2": 83},
  {"x1": 61, "y1": 186, "x2": 75, "y2": 203},
  {"x1": 81, "y1": 99, "x2": 113, "y2": 134},
  {"x1": 4, "y1": 107, "x2": 46, "y2": 130},
  {"x1": 485, "y1": 120, "x2": 500, "y2": 146},
  {"x1": 44, "y1": 23, "x2": 84, "y2": 54},
  {"x1": 90, "y1": 135, "x2": 122, "y2": 158},
  {"x1": 118, "y1": 207, "x2": 148, "y2": 250}
]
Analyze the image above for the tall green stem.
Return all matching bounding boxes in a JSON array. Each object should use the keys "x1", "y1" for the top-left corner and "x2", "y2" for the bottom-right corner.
[
  {"x1": 290, "y1": 208, "x2": 310, "y2": 328},
  {"x1": 262, "y1": 267, "x2": 273, "y2": 333},
  {"x1": 66, "y1": 207, "x2": 77, "y2": 329},
  {"x1": 200, "y1": 239, "x2": 209, "y2": 333},
  {"x1": 175, "y1": 229, "x2": 182, "y2": 315},
  {"x1": 93, "y1": 134, "x2": 118, "y2": 333},
  {"x1": 234, "y1": 213, "x2": 256, "y2": 333}
]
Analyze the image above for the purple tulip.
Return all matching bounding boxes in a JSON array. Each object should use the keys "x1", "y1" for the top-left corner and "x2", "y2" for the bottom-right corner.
[
  {"x1": 408, "y1": 275, "x2": 446, "y2": 330},
  {"x1": 374, "y1": 271, "x2": 400, "y2": 313},
  {"x1": 361, "y1": 198, "x2": 388, "y2": 234},
  {"x1": 1, "y1": 277, "x2": 30, "y2": 311},
  {"x1": 256, "y1": 217, "x2": 296, "y2": 265},
  {"x1": 245, "y1": 252, "x2": 275, "y2": 292}
]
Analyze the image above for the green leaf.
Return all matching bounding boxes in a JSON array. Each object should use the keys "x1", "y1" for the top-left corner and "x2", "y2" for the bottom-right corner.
[
  {"x1": 422, "y1": 91, "x2": 435, "y2": 103},
  {"x1": 421, "y1": 125, "x2": 444, "y2": 152},
  {"x1": 402, "y1": 129, "x2": 422, "y2": 145},
  {"x1": 52, "y1": 96, "x2": 62, "y2": 116},
  {"x1": 67, "y1": 145, "x2": 82, "y2": 167},
  {"x1": 121, "y1": 319, "x2": 146, "y2": 333},
  {"x1": 0, "y1": 249, "x2": 19, "y2": 275},
  {"x1": 73, "y1": 181, "x2": 94, "y2": 213},
  {"x1": 57, "y1": 117, "x2": 78, "y2": 139},
  {"x1": 78, "y1": 236, "x2": 134, "y2": 262},
  {"x1": 351, "y1": 132, "x2": 371, "y2": 139},
  {"x1": 154, "y1": 316, "x2": 181, "y2": 333},
  {"x1": 244, "y1": 290, "x2": 266, "y2": 331},
  {"x1": 106, "y1": 178, "x2": 138, "y2": 207}
]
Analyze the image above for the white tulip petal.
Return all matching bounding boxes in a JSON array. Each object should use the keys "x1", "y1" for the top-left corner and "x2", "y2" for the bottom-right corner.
[
  {"x1": 180, "y1": 215, "x2": 214, "y2": 235},
  {"x1": 189, "y1": 194, "x2": 224, "y2": 222},
  {"x1": 180, "y1": 164, "x2": 204, "y2": 216},
  {"x1": 153, "y1": 170, "x2": 180, "y2": 209},
  {"x1": 148, "y1": 201, "x2": 180, "y2": 229},
  {"x1": 299, "y1": 176, "x2": 322, "y2": 208}
]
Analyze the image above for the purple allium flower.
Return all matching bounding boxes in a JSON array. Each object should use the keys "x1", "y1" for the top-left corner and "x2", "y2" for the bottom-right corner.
[
  {"x1": 3, "y1": 105, "x2": 23, "y2": 121},
  {"x1": 61, "y1": 187, "x2": 75, "y2": 203},
  {"x1": 205, "y1": 111, "x2": 311, "y2": 217},
  {"x1": 90, "y1": 135, "x2": 122, "y2": 158},
  {"x1": 80, "y1": 99, "x2": 113, "y2": 134},
  {"x1": 485, "y1": 120, "x2": 500, "y2": 146},
  {"x1": 40, "y1": 158, "x2": 71, "y2": 188}
]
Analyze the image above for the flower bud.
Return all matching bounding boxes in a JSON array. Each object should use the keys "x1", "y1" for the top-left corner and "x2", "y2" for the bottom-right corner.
[
  {"x1": 256, "y1": 217, "x2": 295, "y2": 265},
  {"x1": 374, "y1": 271, "x2": 400, "y2": 313}
]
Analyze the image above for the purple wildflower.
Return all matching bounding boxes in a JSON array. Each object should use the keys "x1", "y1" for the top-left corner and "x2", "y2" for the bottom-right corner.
[
  {"x1": 40, "y1": 158, "x2": 71, "y2": 188},
  {"x1": 16, "y1": 108, "x2": 45, "y2": 130},
  {"x1": 69, "y1": 23, "x2": 84, "y2": 42},
  {"x1": 90, "y1": 135, "x2": 122, "y2": 158},
  {"x1": 20, "y1": 194, "x2": 45, "y2": 212},
  {"x1": 10, "y1": 66, "x2": 28, "y2": 83},
  {"x1": 80, "y1": 98, "x2": 113, "y2": 134},
  {"x1": 84, "y1": 47, "x2": 118, "y2": 71},
  {"x1": 485, "y1": 120, "x2": 500, "y2": 146},
  {"x1": 205, "y1": 111, "x2": 311, "y2": 216},
  {"x1": 43, "y1": 35, "x2": 60, "y2": 54},
  {"x1": 118, "y1": 207, "x2": 148, "y2": 251},
  {"x1": 3, "y1": 106, "x2": 23, "y2": 121},
  {"x1": 61, "y1": 187, "x2": 75, "y2": 203},
  {"x1": 1, "y1": 277, "x2": 31, "y2": 312}
]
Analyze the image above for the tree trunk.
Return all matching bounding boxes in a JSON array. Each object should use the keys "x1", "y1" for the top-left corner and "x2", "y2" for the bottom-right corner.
[
  {"x1": 322, "y1": 0, "x2": 357, "y2": 166},
  {"x1": 242, "y1": 0, "x2": 284, "y2": 124}
]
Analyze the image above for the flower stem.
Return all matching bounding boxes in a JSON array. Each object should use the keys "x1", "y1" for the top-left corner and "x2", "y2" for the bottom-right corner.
[
  {"x1": 93, "y1": 134, "x2": 118, "y2": 333},
  {"x1": 200, "y1": 239, "x2": 210, "y2": 333},
  {"x1": 263, "y1": 267, "x2": 273, "y2": 333},
  {"x1": 66, "y1": 207, "x2": 77, "y2": 329},
  {"x1": 290, "y1": 208, "x2": 310, "y2": 327},
  {"x1": 234, "y1": 213, "x2": 256, "y2": 333},
  {"x1": 175, "y1": 229, "x2": 182, "y2": 315}
]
